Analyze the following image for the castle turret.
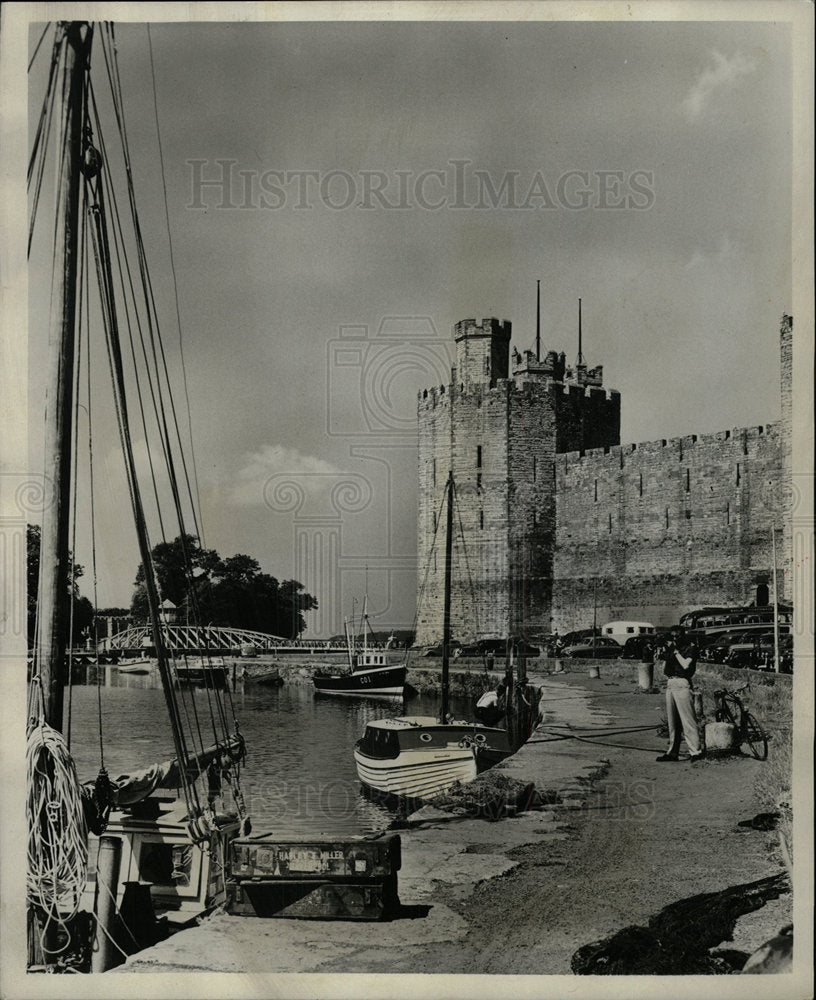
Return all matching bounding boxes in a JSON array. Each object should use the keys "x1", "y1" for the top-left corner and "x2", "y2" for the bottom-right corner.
[{"x1": 453, "y1": 318, "x2": 511, "y2": 391}]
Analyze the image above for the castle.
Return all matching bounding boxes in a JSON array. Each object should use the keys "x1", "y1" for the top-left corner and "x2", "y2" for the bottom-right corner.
[{"x1": 415, "y1": 313, "x2": 792, "y2": 643}]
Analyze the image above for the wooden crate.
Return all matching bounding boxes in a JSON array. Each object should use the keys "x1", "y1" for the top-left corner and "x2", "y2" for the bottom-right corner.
[
  {"x1": 230, "y1": 834, "x2": 401, "y2": 881},
  {"x1": 226, "y1": 874, "x2": 399, "y2": 921}
]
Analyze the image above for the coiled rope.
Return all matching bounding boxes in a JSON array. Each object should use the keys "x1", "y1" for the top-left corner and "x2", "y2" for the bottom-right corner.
[{"x1": 26, "y1": 719, "x2": 90, "y2": 945}]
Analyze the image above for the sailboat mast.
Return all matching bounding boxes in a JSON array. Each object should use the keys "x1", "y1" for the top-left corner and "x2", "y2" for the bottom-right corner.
[
  {"x1": 36, "y1": 22, "x2": 92, "y2": 732},
  {"x1": 440, "y1": 472, "x2": 454, "y2": 723}
]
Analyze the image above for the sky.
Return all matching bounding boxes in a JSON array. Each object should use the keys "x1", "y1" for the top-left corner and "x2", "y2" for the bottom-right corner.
[{"x1": 23, "y1": 13, "x2": 794, "y2": 635}]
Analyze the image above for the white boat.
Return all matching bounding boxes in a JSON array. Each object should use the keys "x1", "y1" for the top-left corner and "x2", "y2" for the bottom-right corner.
[
  {"x1": 354, "y1": 473, "x2": 540, "y2": 800},
  {"x1": 354, "y1": 717, "x2": 477, "y2": 797},
  {"x1": 116, "y1": 659, "x2": 154, "y2": 675}
]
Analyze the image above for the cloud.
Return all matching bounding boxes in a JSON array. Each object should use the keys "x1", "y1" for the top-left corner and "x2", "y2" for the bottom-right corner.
[
  {"x1": 682, "y1": 49, "x2": 755, "y2": 119},
  {"x1": 228, "y1": 444, "x2": 342, "y2": 506}
]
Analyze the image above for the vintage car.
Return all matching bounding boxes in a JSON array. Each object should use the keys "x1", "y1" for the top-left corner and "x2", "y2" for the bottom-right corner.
[{"x1": 562, "y1": 635, "x2": 622, "y2": 658}]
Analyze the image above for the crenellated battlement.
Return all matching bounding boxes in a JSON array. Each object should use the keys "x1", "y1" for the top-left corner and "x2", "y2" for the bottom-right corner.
[
  {"x1": 556, "y1": 421, "x2": 781, "y2": 469},
  {"x1": 454, "y1": 317, "x2": 512, "y2": 342}
]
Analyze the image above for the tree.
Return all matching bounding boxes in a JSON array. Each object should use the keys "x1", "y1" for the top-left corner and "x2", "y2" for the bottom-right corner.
[
  {"x1": 131, "y1": 534, "x2": 220, "y2": 622},
  {"x1": 27, "y1": 523, "x2": 95, "y2": 646},
  {"x1": 130, "y1": 535, "x2": 318, "y2": 638},
  {"x1": 273, "y1": 580, "x2": 319, "y2": 638}
]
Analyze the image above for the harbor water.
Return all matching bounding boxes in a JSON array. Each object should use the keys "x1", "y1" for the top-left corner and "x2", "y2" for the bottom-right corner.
[{"x1": 66, "y1": 668, "x2": 477, "y2": 836}]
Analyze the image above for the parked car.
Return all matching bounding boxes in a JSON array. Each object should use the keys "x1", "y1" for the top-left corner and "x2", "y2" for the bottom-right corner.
[
  {"x1": 456, "y1": 644, "x2": 483, "y2": 657},
  {"x1": 622, "y1": 630, "x2": 674, "y2": 659},
  {"x1": 562, "y1": 636, "x2": 622, "y2": 658},
  {"x1": 621, "y1": 634, "x2": 656, "y2": 659},
  {"x1": 561, "y1": 627, "x2": 601, "y2": 647},
  {"x1": 727, "y1": 634, "x2": 792, "y2": 670},
  {"x1": 702, "y1": 628, "x2": 773, "y2": 663},
  {"x1": 423, "y1": 640, "x2": 461, "y2": 657},
  {"x1": 476, "y1": 638, "x2": 508, "y2": 655}
]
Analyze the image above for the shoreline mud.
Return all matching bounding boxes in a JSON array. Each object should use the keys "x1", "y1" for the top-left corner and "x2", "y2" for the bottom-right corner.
[{"x1": 117, "y1": 662, "x2": 792, "y2": 977}]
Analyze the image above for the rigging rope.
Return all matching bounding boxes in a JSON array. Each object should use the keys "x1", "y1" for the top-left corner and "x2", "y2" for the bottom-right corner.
[
  {"x1": 26, "y1": 720, "x2": 89, "y2": 939},
  {"x1": 145, "y1": 23, "x2": 207, "y2": 547},
  {"x1": 98, "y1": 27, "x2": 205, "y2": 550},
  {"x1": 28, "y1": 23, "x2": 52, "y2": 73},
  {"x1": 86, "y1": 81, "x2": 168, "y2": 540},
  {"x1": 28, "y1": 26, "x2": 64, "y2": 242}
]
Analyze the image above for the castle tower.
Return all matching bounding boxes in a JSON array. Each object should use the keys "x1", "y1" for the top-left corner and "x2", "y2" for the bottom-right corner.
[
  {"x1": 416, "y1": 314, "x2": 620, "y2": 646},
  {"x1": 454, "y1": 318, "x2": 511, "y2": 391}
]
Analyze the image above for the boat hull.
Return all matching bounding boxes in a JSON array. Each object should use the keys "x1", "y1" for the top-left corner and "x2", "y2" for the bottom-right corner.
[
  {"x1": 173, "y1": 665, "x2": 229, "y2": 688},
  {"x1": 353, "y1": 716, "x2": 517, "y2": 799},
  {"x1": 314, "y1": 663, "x2": 406, "y2": 698},
  {"x1": 354, "y1": 743, "x2": 477, "y2": 798}
]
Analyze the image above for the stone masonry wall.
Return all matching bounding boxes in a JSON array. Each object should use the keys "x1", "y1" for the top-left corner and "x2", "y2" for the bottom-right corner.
[
  {"x1": 554, "y1": 383, "x2": 621, "y2": 453},
  {"x1": 552, "y1": 421, "x2": 788, "y2": 631},
  {"x1": 779, "y1": 315, "x2": 793, "y2": 606},
  {"x1": 454, "y1": 318, "x2": 511, "y2": 392},
  {"x1": 416, "y1": 381, "x2": 513, "y2": 645},
  {"x1": 417, "y1": 314, "x2": 792, "y2": 645}
]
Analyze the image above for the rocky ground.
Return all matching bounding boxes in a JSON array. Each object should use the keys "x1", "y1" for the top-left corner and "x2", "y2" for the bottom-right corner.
[{"x1": 118, "y1": 663, "x2": 796, "y2": 987}]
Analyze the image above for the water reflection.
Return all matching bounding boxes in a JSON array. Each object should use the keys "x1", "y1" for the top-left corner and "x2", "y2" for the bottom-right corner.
[{"x1": 66, "y1": 668, "x2": 468, "y2": 836}]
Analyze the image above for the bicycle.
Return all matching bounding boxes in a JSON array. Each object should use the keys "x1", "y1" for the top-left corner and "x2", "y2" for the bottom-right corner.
[{"x1": 711, "y1": 682, "x2": 768, "y2": 760}]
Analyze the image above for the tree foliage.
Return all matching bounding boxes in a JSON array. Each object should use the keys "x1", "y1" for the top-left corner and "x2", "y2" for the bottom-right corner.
[
  {"x1": 26, "y1": 524, "x2": 95, "y2": 645},
  {"x1": 130, "y1": 535, "x2": 318, "y2": 638}
]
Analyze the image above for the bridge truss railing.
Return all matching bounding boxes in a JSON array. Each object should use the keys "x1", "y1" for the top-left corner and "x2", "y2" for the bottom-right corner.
[{"x1": 103, "y1": 624, "x2": 347, "y2": 652}]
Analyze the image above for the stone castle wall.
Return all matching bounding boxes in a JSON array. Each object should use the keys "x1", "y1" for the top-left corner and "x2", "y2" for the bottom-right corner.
[
  {"x1": 416, "y1": 314, "x2": 792, "y2": 645},
  {"x1": 551, "y1": 422, "x2": 787, "y2": 631},
  {"x1": 416, "y1": 373, "x2": 621, "y2": 645}
]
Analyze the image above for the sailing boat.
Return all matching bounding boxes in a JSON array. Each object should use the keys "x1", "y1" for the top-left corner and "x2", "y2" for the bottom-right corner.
[
  {"x1": 27, "y1": 22, "x2": 248, "y2": 971},
  {"x1": 353, "y1": 473, "x2": 542, "y2": 800},
  {"x1": 313, "y1": 597, "x2": 407, "y2": 698}
]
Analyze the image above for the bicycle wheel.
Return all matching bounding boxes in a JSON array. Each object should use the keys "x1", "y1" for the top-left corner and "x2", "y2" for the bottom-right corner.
[
  {"x1": 715, "y1": 693, "x2": 743, "y2": 729},
  {"x1": 743, "y1": 713, "x2": 768, "y2": 761}
]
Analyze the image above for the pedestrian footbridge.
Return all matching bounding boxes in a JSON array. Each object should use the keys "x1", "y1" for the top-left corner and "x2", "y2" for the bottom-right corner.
[{"x1": 103, "y1": 625, "x2": 346, "y2": 654}]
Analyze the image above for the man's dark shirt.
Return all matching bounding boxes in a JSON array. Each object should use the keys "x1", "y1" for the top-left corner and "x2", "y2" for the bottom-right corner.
[{"x1": 662, "y1": 645, "x2": 697, "y2": 681}]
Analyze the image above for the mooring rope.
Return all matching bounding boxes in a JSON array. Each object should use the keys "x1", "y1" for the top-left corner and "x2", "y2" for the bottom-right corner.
[{"x1": 26, "y1": 720, "x2": 90, "y2": 944}]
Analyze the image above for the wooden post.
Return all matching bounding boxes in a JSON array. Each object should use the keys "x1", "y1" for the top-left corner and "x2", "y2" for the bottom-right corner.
[{"x1": 92, "y1": 836, "x2": 123, "y2": 972}]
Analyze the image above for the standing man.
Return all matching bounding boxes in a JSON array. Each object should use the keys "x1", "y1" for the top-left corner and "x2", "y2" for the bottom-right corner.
[{"x1": 656, "y1": 631, "x2": 704, "y2": 762}]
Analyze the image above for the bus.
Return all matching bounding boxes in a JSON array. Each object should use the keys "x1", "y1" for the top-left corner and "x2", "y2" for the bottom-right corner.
[{"x1": 678, "y1": 605, "x2": 792, "y2": 636}]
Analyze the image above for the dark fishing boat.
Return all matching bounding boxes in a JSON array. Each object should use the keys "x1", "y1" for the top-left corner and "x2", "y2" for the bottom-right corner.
[
  {"x1": 314, "y1": 598, "x2": 406, "y2": 698},
  {"x1": 173, "y1": 657, "x2": 229, "y2": 688},
  {"x1": 353, "y1": 473, "x2": 542, "y2": 799}
]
